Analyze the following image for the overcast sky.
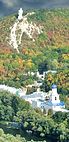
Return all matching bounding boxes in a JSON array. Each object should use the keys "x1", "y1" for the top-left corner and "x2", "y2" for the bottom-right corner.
[{"x1": 0, "y1": 0, "x2": 69, "y2": 17}]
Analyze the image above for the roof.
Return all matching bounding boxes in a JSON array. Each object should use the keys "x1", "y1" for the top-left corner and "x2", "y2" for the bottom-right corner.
[
  {"x1": 57, "y1": 101, "x2": 65, "y2": 106},
  {"x1": 40, "y1": 101, "x2": 65, "y2": 107},
  {"x1": 52, "y1": 84, "x2": 57, "y2": 89},
  {"x1": 46, "y1": 101, "x2": 65, "y2": 106},
  {"x1": 22, "y1": 92, "x2": 46, "y2": 99}
]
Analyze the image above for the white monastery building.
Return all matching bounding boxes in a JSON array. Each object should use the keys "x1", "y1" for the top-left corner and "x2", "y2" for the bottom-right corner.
[
  {"x1": 0, "y1": 84, "x2": 69, "y2": 113},
  {"x1": 22, "y1": 84, "x2": 69, "y2": 113}
]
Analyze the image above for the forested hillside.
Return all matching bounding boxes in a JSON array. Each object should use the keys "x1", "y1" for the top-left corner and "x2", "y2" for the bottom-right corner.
[{"x1": 0, "y1": 9, "x2": 69, "y2": 95}]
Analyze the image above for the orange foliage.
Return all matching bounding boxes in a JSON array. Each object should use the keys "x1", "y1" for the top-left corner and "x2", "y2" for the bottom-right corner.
[
  {"x1": 0, "y1": 67, "x2": 5, "y2": 74},
  {"x1": 0, "y1": 43, "x2": 13, "y2": 54}
]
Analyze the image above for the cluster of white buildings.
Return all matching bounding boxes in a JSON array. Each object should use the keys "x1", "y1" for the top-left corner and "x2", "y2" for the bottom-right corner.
[
  {"x1": 0, "y1": 84, "x2": 69, "y2": 114},
  {"x1": 22, "y1": 84, "x2": 69, "y2": 113}
]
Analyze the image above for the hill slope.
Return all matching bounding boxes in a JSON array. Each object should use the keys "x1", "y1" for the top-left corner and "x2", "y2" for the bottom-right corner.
[
  {"x1": 0, "y1": 9, "x2": 69, "y2": 90},
  {"x1": 0, "y1": 9, "x2": 69, "y2": 49}
]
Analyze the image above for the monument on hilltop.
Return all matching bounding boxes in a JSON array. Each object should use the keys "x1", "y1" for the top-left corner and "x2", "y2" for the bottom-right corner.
[{"x1": 18, "y1": 8, "x2": 23, "y2": 20}]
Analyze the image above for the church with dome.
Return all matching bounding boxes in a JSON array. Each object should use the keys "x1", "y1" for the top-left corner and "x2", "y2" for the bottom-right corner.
[{"x1": 22, "y1": 84, "x2": 69, "y2": 113}]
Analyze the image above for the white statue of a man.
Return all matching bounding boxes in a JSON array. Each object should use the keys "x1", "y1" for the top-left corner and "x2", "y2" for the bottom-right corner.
[{"x1": 18, "y1": 8, "x2": 23, "y2": 20}]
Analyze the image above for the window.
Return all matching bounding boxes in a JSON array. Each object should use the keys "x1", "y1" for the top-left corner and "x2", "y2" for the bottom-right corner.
[{"x1": 55, "y1": 97, "x2": 57, "y2": 100}]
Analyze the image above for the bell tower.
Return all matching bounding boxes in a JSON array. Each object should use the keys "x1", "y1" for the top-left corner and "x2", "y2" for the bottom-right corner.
[{"x1": 50, "y1": 84, "x2": 60, "y2": 104}]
